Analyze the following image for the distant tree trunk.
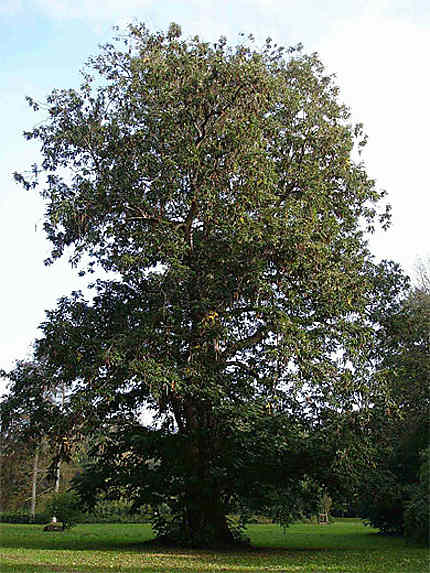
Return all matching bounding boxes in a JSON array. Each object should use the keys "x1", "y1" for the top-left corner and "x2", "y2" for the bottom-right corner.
[
  {"x1": 50, "y1": 459, "x2": 61, "y2": 524},
  {"x1": 30, "y1": 446, "x2": 39, "y2": 521},
  {"x1": 51, "y1": 383, "x2": 64, "y2": 524},
  {"x1": 54, "y1": 461, "x2": 61, "y2": 494}
]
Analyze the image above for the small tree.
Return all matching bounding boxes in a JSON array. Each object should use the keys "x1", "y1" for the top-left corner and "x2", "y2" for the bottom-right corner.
[{"x1": 319, "y1": 492, "x2": 332, "y2": 523}]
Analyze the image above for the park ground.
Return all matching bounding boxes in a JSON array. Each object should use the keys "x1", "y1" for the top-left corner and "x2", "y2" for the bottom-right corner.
[{"x1": 0, "y1": 519, "x2": 428, "y2": 572}]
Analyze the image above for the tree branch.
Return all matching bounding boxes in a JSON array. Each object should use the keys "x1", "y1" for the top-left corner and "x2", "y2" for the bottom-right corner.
[{"x1": 223, "y1": 326, "x2": 267, "y2": 359}]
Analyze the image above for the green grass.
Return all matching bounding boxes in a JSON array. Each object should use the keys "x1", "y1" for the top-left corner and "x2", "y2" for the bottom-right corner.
[{"x1": 0, "y1": 521, "x2": 428, "y2": 572}]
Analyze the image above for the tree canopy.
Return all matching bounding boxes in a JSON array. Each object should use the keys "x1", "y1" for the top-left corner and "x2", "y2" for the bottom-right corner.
[{"x1": 12, "y1": 23, "x2": 396, "y2": 546}]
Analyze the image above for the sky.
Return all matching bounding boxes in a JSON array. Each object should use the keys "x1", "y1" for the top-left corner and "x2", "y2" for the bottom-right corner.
[{"x1": 1, "y1": 0, "x2": 429, "y2": 391}]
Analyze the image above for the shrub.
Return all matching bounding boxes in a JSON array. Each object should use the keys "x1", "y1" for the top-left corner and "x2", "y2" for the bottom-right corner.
[
  {"x1": 360, "y1": 472, "x2": 405, "y2": 535},
  {"x1": 79, "y1": 499, "x2": 152, "y2": 523},
  {"x1": 246, "y1": 514, "x2": 273, "y2": 524},
  {"x1": 0, "y1": 512, "x2": 49, "y2": 524}
]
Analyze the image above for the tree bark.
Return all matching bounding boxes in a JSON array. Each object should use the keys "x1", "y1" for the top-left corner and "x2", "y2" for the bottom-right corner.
[
  {"x1": 181, "y1": 421, "x2": 235, "y2": 546},
  {"x1": 183, "y1": 490, "x2": 235, "y2": 546}
]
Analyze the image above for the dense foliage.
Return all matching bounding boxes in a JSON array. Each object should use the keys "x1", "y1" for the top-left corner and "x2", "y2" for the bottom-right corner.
[
  {"x1": 12, "y1": 23, "x2": 397, "y2": 546},
  {"x1": 403, "y1": 446, "x2": 429, "y2": 543},
  {"x1": 359, "y1": 276, "x2": 429, "y2": 540}
]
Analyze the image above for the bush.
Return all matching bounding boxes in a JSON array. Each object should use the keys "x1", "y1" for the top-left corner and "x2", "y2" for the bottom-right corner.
[
  {"x1": 46, "y1": 492, "x2": 82, "y2": 530},
  {"x1": 80, "y1": 499, "x2": 152, "y2": 523},
  {"x1": 360, "y1": 472, "x2": 405, "y2": 535},
  {"x1": 246, "y1": 514, "x2": 273, "y2": 524}
]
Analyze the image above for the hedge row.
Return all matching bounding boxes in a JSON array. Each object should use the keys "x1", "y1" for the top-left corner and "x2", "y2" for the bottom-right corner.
[
  {"x1": 0, "y1": 512, "x2": 150, "y2": 524},
  {"x1": 0, "y1": 513, "x2": 50, "y2": 524}
]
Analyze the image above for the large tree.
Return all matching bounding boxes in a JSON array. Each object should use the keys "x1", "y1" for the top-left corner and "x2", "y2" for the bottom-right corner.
[{"x1": 16, "y1": 23, "x2": 392, "y2": 546}]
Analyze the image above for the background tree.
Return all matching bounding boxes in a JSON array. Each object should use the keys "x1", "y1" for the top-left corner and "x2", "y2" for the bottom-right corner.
[
  {"x1": 0, "y1": 411, "x2": 47, "y2": 515},
  {"x1": 16, "y1": 23, "x2": 392, "y2": 546},
  {"x1": 359, "y1": 261, "x2": 430, "y2": 538},
  {"x1": 0, "y1": 359, "x2": 80, "y2": 519}
]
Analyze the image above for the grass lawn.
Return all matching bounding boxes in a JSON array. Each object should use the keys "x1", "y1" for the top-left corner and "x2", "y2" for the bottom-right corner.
[{"x1": 0, "y1": 520, "x2": 428, "y2": 572}]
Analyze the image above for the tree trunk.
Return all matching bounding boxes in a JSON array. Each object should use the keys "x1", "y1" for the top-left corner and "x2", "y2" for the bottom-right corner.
[
  {"x1": 183, "y1": 490, "x2": 235, "y2": 546},
  {"x1": 181, "y1": 419, "x2": 236, "y2": 546},
  {"x1": 155, "y1": 407, "x2": 238, "y2": 547},
  {"x1": 30, "y1": 446, "x2": 39, "y2": 521}
]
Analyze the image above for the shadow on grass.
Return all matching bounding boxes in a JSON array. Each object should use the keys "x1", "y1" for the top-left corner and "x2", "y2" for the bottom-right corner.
[
  {"x1": 1, "y1": 537, "x2": 153, "y2": 553},
  {"x1": 1, "y1": 526, "x2": 145, "y2": 551},
  {"x1": 1, "y1": 532, "x2": 339, "y2": 554},
  {"x1": 1, "y1": 523, "x2": 419, "y2": 555}
]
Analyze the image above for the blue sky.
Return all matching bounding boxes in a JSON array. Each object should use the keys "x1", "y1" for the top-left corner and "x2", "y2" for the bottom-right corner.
[{"x1": 1, "y1": 0, "x2": 429, "y2": 387}]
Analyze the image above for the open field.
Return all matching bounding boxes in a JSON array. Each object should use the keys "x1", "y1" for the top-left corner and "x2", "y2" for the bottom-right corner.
[{"x1": 0, "y1": 520, "x2": 428, "y2": 572}]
